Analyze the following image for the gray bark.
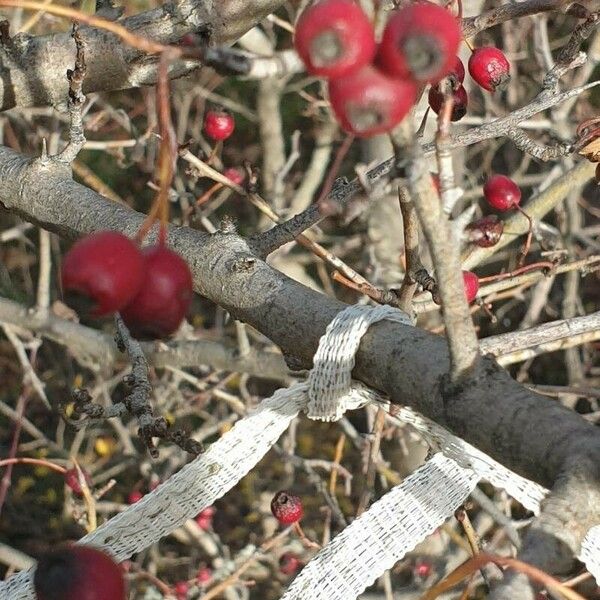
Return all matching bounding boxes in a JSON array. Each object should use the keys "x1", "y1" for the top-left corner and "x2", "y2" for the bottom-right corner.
[
  {"x1": 0, "y1": 0, "x2": 285, "y2": 110},
  {"x1": 1, "y1": 146, "x2": 599, "y2": 495}
]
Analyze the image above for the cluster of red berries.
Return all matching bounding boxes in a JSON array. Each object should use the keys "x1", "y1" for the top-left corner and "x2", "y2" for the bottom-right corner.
[
  {"x1": 460, "y1": 175, "x2": 522, "y2": 303},
  {"x1": 61, "y1": 231, "x2": 193, "y2": 339},
  {"x1": 295, "y1": 0, "x2": 510, "y2": 136},
  {"x1": 466, "y1": 174, "x2": 522, "y2": 249},
  {"x1": 173, "y1": 566, "x2": 212, "y2": 600},
  {"x1": 34, "y1": 544, "x2": 126, "y2": 600}
]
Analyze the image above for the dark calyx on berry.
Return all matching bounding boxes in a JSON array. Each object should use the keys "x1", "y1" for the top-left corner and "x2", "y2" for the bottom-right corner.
[
  {"x1": 428, "y1": 84, "x2": 468, "y2": 122},
  {"x1": 468, "y1": 47, "x2": 510, "y2": 92},
  {"x1": 61, "y1": 231, "x2": 144, "y2": 318},
  {"x1": 120, "y1": 245, "x2": 193, "y2": 340},
  {"x1": 377, "y1": 2, "x2": 461, "y2": 83},
  {"x1": 294, "y1": 0, "x2": 376, "y2": 79},
  {"x1": 466, "y1": 215, "x2": 504, "y2": 247},
  {"x1": 328, "y1": 65, "x2": 417, "y2": 137},
  {"x1": 34, "y1": 544, "x2": 126, "y2": 600},
  {"x1": 270, "y1": 490, "x2": 304, "y2": 525}
]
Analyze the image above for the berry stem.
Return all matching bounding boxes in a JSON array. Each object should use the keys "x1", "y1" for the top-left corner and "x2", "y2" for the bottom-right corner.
[
  {"x1": 292, "y1": 522, "x2": 321, "y2": 549},
  {"x1": 207, "y1": 140, "x2": 222, "y2": 165},
  {"x1": 315, "y1": 133, "x2": 354, "y2": 209},
  {"x1": 0, "y1": 457, "x2": 67, "y2": 474},
  {"x1": 196, "y1": 182, "x2": 225, "y2": 207},
  {"x1": 477, "y1": 261, "x2": 555, "y2": 284},
  {"x1": 137, "y1": 50, "x2": 178, "y2": 244},
  {"x1": 464, "y1": 38, "x2": 475, "y2": 53},
  {"x1": 515, "y1": 204, "x2": 533, "y2": 266}
]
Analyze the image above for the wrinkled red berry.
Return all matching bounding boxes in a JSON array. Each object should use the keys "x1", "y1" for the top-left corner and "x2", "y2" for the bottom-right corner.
[
  {"x1": 465, "y1": 215, "x2": 504, "y2": 248},
  {"x1": 127, "y1": 490, "x2": 143, "y2": 504},
  {"x1": 468, "y1": 47, "x2": 510, "y2": 92},
  {"x1": 174, "y1": 580, "x2": 189, "y2": 600},
  {"x1": 377, "y1": 1, "x2": 461, "y2": 84},
  {"x1": 483, "y1": 175, "x2": 521, "y2": 212},
  {"x1": 279, "y1": 552, "x2": 302, "y2": 576},
  {"x1": 224, "y1": 167, "x2": 245, "y2": 186},
  {"x1": 294, "y1": 0, "x2": 376, "y2": 79},
  {"x1": 34, "y1": 544, "x2": 126, "y2": 600},
  {"x1": 64, "y1": 467, "x2": 92, "y2": 497},
  {"x1": 120, "y1": 245, "x2": 193, "y2": 339},
  {"x1": 428, "y1": 84, "x2": 468, "y2": 121},
  {"x1": 328, "y1": 65, "x2": 417, "y2": 137},
  {"x1": 271, "y1": 490, "x2": 303, "y2": 525},
  {"x1": 203, "y1": 108, "x2": 235, "y2": 141},
  {"x1": 196, "y1": 566, "x2": 213, "y2": 586},
  {"x1": 62, "y1": 231, "x2": 144, "y2": 317},
  {"x1": 462, "y1": 271, "x2": 479, "y2": 303}
]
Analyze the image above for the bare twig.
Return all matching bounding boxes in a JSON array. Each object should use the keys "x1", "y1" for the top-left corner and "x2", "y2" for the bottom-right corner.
[{"x1": 56, "y1": 24, "x2": 87, "y2": 164}]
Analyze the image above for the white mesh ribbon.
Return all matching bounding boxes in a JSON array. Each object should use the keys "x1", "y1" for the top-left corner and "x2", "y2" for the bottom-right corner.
[
  {"x1": 282, "y1": 453, "x2": 479, "y2": 599},
  {"x1": 0, "y1": 386, "x2": 307, "y2": 600},
  {"x1": 306, "y1": 305, "x2": 411, "y2": 421},
  {"x1": 2, "y1": 304, "x2": 599, "y2": 600}
]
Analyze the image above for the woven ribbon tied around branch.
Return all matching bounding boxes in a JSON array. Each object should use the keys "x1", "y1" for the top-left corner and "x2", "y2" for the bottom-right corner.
[{"x1": 1, "y1": 304, "x2": 599, "y2": 600}]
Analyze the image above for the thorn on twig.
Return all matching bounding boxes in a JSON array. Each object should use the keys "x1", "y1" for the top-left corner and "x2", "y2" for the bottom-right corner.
[{"x1": 55, "y1": 23, "x2": 87, "y2": 164}]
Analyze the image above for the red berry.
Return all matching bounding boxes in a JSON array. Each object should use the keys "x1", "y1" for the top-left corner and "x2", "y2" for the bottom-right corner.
[
  {"x1": 34, "y1": 544, "x2": 126, "y2": 600},
  {"x1": 462, "y1": 271, "x2": 479, "y2": 303},
  {"x1": 465, "y1": 215, "x2": 504, "y2": 248},
  {"x1": 224, "y1": 167, "x2": 245, "y2": 186},
  {"x1": 64, "y1": 467, "x2": 92, "y2": 497},
  {"x1": 178, "y1": 33, "x2": 199, "y2": 47},
  {"x1": 203, "y1": 108, "x2": 235, "y2": 141},
  {"x1": 174, "y1": 580, "x2": 189, "y2": 599},
  {"x1": 120, "y1": 245, "x2": 193, "y2": 339},
  {"x1": 468, "y1": 47, "x2": 510, "y2": 92},
  {"x1": 271, "y1": 490, "x2": 303, "y2": 525},
  {"x1": 414, "y1": 559, "x2": 433, "y2": 578},
  {"x1": 483, "y1": 175, "x2": 521, "y2": 212},
  {"x1": 328, "y1": 65, "x2": 417, "y2": 137},
  {"x1": 196, "y1": 566, "x2": 213, "y2": 586},
  {"x1": 279, "y1": 552, "x2": 302, "y2": 576},
  {"x1": 62, "y1": 231, "x2": 144, "y2": 317},
  {"x1": 428, "y1": 84, "x2": 468, "y2": 122},
  {"x1": 294, "y1": 0, "x2": 376, "y2": 79},
  {"x1": 431, "y1": 173, "x2": 441, "y2": 195},
  {"x1": 195, "y1": 506, "x2": 216, "y2": 530},
  {"x1": 377, "y1": 2, "x2": 461, "y2": 83},
  {"x1": 127, "y1": 490, "x2": 143, "y2": 504}
]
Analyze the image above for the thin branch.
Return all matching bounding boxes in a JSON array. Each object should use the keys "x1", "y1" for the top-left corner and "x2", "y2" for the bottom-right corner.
[
  {"x1": 391, "y1": 118, "x2": 479, "y2": 381},
  {"x1": 56, "y1": 24, "x2": 87, "y2": 164}
]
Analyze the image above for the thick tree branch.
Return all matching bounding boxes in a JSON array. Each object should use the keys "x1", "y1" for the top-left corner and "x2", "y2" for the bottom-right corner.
[
  {"x1": 1, "y1": 144, "x2": 600, "y2": 583},
  {"x1": 0, "y1": 144, "x2": 598, "y2": 487},
  {"x1": 0, "y1": 296, "x2": 291, "y2": 379},
  {"x1": 0, "y1": 0, "x2": 285, "y2": 110}
]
